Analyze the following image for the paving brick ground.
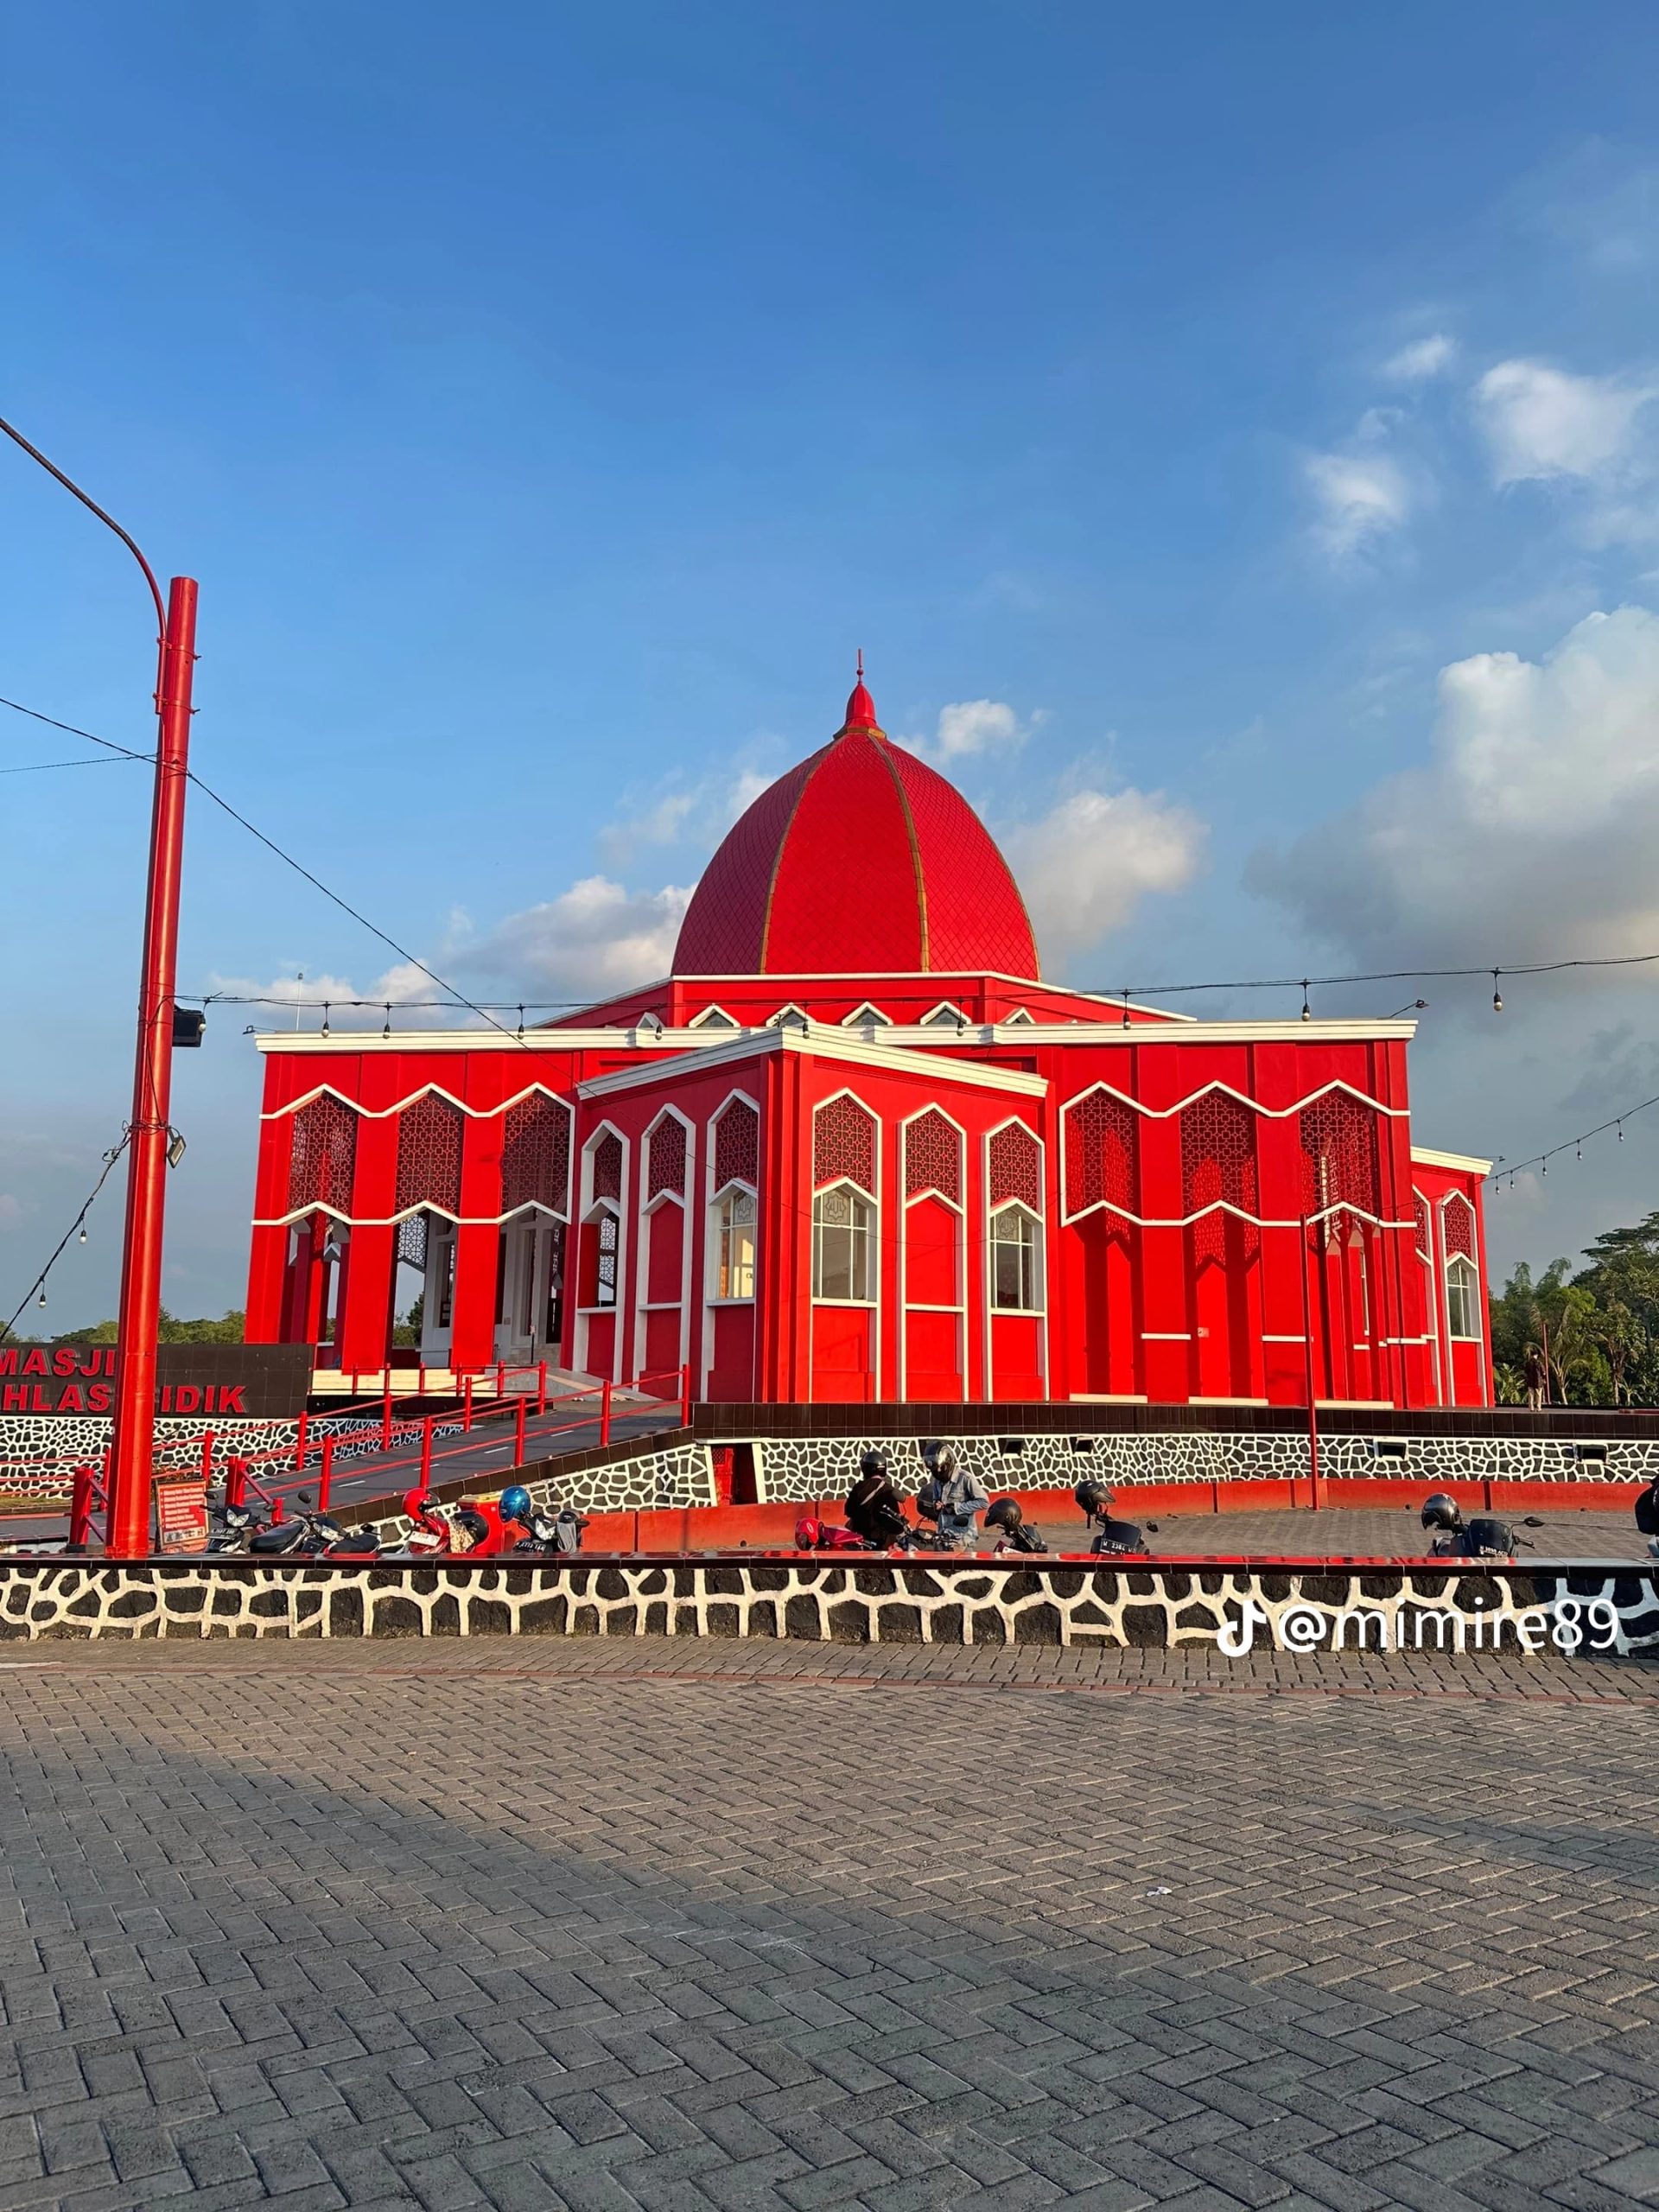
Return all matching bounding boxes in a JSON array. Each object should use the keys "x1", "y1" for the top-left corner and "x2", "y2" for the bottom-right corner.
[{"x1": 2, "y1": 1641, "x2": 1656, "y2": 2210}]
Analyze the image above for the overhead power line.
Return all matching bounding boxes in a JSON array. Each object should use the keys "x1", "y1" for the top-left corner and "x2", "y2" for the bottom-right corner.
[
  {"x1": 1490, "y1": 1091, "x2": 1659, "y2": 1191},
  {"x1": 1, "y1": 1135, "x2": 130, "y2": 1344}
]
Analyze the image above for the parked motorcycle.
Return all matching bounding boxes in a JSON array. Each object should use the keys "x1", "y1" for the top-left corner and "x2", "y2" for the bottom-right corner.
[
  {"x1": 1421, "y1": 1492, "x2": 1545, "y2": 1560},
  {"x1": 501, "y1": 1484, "x2": 589, "y2": 1555},
  {"x1": 1075, "y1": 1480, "x2": 1156, "y2": 1557},
  {"x1": 246, "y1": 1492, "x2": 379, "y2": 1559},
  {"x1": 984, "y1": 1497, "x2": 1048, "y2": 1555},
  {"x1": 206, "y1": 1500, "x2": 265, "y2": 1554}
]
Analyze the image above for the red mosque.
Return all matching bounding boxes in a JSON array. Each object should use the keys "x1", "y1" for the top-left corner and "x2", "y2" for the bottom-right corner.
[{"x1": 245, "y1": 671, "x2": 1493, "y2": 1409}]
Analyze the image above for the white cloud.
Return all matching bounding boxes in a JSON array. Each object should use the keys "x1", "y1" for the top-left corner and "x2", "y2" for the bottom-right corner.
[
  {"x1": 1001, "y1": 787, "x2": 1206, "y2": 964},
  {"x1": 597, "y1": 764, "x2": 774, "y2": 868},
  {"x1": 1383, "y1": 334, "x2": 1458, "y2": 381},
  {"x1": 0, "y1": 1193, "x2": 25, "y2": 1227},
  {"x1": 1474, "y1": 359, "x2": 1655, "y2": 485},
  {"x1": 455, "y1": 876, "x2": 691, "y2": 1000},
  {"x1": 903, "y1": 698, "x2": 1036, "y2": 765},
  {"x1": 1249, "y1": 604, "x2": 1659, "y2": 968},
  {"x1": 1304, "y1": 448, "x2": 1412, "y2": 561}
]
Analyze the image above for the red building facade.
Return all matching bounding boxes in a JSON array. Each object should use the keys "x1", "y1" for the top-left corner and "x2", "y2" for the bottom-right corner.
[{"x1": 245, "y1": 675, "x2": 1494, "y2": 1409}]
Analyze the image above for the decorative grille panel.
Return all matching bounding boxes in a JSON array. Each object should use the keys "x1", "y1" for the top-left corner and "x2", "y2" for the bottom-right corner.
[
  {"x1": 397, "y1": 1212, "x2": 428, "y2": 1269},
  {"x1": 1180, "y1": 1092, "x2": 1259, "y2": 1263},
  {"x1": 591, "y1": 1131, "x2": 624, "y2": 1204},
  {"x1": 1443, "y1": 1195, "x2": 1476, "y2": 1261},
  {"x1": 647, "y1": 1115, "x2": 689, "y2": 1202},
  {"x1": 1299, "y1": 1092, "x2": 1379, "y2": 1236},
  {"x1": 1063, "y1": 1091, "x2": 1139, "y2": 1218},
  {"x1": 395, "y1": 1094, "x2": 463, "y2": 1214},
  {"x1": 988, "y1": 1122, "x2": 1042, "y2": 1212},
  {"x1": 1413, "y1": 1191, "x2": 1431, "y2": 1264},
  {"x1": 287, "y1": 1096, "x2": 357, "y2": 1213},
  {"x1": 904, "y1": 1109, "x2": 962, "y2": 1204},
  {"x1": 713, "y1": 1099, "x2": 759, "y2": 1192},
  {"x1": 501, "y1": 1093, "x2": 572, "y2": 1217},
  {"x1": 813, "y1": 1095, "x2": 876, "y2": 1193}
]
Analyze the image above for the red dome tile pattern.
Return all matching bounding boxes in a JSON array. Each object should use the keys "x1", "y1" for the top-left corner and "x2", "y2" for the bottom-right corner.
[{"x1": 672, "y1": 676, "x2": 1039, "y2": 980}]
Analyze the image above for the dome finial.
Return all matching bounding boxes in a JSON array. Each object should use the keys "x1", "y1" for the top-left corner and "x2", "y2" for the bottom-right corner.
[{"x1": 842, "y1": 651, "x2": 878, "y2": 734}]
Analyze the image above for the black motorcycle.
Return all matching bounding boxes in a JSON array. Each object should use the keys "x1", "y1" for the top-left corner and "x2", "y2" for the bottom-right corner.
[
  {"x1": 247, "y1": 1492, "x2": 380, "y2": 1559},
  {"x1": 1421, "y1": 1491, "x2": 1545, "y2": 1560},
  {"x1": 985, "y1": 1497, "x2": 1048, "y2": 1554},
  {"x1": 1075, "y1": 1480, "x2": 1156, "y2": 1556},
  {"x1": 505, "y1": 1503, "x2": 589, "y2": 1556}
]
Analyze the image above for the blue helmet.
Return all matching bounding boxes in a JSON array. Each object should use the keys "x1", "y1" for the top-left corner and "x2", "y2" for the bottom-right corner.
[{"x1": 500, "y1": 1485, "x2": 533, "y2": 1524}]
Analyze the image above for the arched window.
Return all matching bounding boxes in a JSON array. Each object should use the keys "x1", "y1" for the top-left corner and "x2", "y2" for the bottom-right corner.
[
  {"x1": 713, "y1": 1188, "x2": 757, "y2": 1300},
  {"x1": 593, "y1": 1213, "x2": 620, "y2": 1307},
  {"x1": 287, "y1": 1096, "x2": 357, "y2": 1213},
  {"x1": 990, "y1": 1205, "x2": 1043, "y2": 1312},
  {"x1": 1446, "y1": 1255, "x2": 1480, "y2": 1340},
  {"x1": 812, "y1": 1185, "x2": 874, "y2": 1302}
]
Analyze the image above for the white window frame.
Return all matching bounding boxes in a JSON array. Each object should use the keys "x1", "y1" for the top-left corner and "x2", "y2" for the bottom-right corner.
[
  {"x1": 689, "y1": 1005, "x2": 740, "y2": 1030},
  {"x1": 841, "y1": 1001, "x2": 894, "y2": 1029},
  {"x1": 575, "y1": 1121, "x2": 630, "y2": 1382},
  {"x1": 989, "y1": 1201, "x2": 1045, "y2": 1315},
  {"x1": 699, "y1": 1086, "x2": 764, "y2": 1400},
  {"x1": 709, "y1": 1184, "x2": 758, "y2": 1304},
  {"x1": 1446, "y1": 1253, "x2": 1480, "y2": 1342},
  {"x1": 811, "y1": 1181, "x2": 877, "y2": 1305}
]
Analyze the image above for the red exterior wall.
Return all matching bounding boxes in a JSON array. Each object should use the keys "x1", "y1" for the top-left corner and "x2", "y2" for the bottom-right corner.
[{"x1": 245, "y1": 996, "x2": 1489, "y2": 1414}]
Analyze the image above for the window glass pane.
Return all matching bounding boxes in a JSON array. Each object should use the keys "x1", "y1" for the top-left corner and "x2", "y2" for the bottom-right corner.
[
  {"x1": 990, "y1": 1207, "x2": 1039, "y2": 1312},
  {"x1": 813, "y1": 1187, "x2": 873, "y2": 1301},
  {"x1": 1446, "y1": 1258, "x2": 1478, "y2": 1339},
  {"x1": 597, "y1": 1213, "x2": 618, "y2": 1306}
]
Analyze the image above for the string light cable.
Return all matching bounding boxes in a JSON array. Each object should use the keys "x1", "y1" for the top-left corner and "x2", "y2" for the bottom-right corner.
[
  {"x1": 9, "y1": 688, "x2": 1659, "y2": 1027},
  {"x1": 1, "y1": 1134, "x2": 130, "y2": 1344},
  {"x1": 1489, "y1": 1091, "x2": 1659, "y2": 1192}
]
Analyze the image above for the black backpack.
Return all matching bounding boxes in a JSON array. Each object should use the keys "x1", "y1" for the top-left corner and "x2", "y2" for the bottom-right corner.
[{"x1": 1637, "y1": 1483, "x2": 1659, "y2": 1539}]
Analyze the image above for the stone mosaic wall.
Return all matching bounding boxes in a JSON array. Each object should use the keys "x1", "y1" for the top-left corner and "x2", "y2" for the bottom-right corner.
[
  {"x1": 747, "y1": 1429, "x2": 1657, "y2": 1503},
  {"x1": 362, "y1": 1440, "x2": 715, "y2": 1546},
  {"x1": 1, "y1": 1555, "x2": 1654, "y2": 1652},
  {"x1": 0, "y1": 1418, "x2": 302, "y2": 1500}
]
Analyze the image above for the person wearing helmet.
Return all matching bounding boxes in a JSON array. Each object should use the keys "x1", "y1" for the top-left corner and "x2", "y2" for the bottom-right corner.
[
  {"x1": 984, "y1": 1497, "x2": 1047, "y2": 1555},
  {"x1": 845, "y1": 1447, "x2": 911, "y2": 1549},
  {"x1": 1637, "y1": 1476, "x2": 1659, "y2": 1560},
  {"x1": 915, "y1": 1445, "x2": 989, "y2": 1553}
]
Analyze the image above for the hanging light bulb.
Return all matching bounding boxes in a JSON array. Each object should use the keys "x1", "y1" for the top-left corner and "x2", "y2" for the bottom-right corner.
[
  {"x1": 1492, "y1": 970, "x2": 1503, "y2": 1013},
  {"x1": 1618, "y1": 1122, "x2": 1624, "y2": 1141},
  {"x1": 1541, "y1": 1157, "x2": 1548, "y2": 1176},
  {"x1": 1300, "y1": 981, "x2": 1312, "y2": 1021},
  {"x1": 1122, "y1": 991, "x2": 1131, "y2": 1030},
  {"x1": 383, "y1": 1002, "x2": 391, "y2": 1039},
  {"x1": 1576, "y1": 1141, "x2": 1583, "y2": 1161},
  {"x1": 321, "y1": 1001, "x2": 331, "y2": 1039},
  {"x1": 518, "y1": 1003, "x2": 525, "y2": 1041},
  {"x1": 36, "y1": 1287, "x2": 46, "y2": 1309},
  {"x1": 78, "y1": 1224, "x2": 87, "y2": 1244}
]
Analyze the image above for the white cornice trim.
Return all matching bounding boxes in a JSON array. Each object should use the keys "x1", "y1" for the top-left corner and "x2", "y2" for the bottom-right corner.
[
  {"x1": 575, "y1": 1022, "x2": 1050, "y2": 1100},
  {"x1": 1410, "y1": 1145, "x2": 1494, "y2": 1175},
  {"x1": 257, "y1": 1015, "x2": 1417, "y2": 1056}
]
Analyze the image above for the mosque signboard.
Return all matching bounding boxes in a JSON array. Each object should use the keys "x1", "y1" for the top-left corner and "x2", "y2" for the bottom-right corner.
[{"x1": 0, "y1": 1342, "x2": 313, "y2": 1417}]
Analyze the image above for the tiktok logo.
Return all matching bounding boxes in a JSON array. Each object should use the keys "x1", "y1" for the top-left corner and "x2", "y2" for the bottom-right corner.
[{"x1": 1217, "y1": 1599, "x2": 1268, "y2": 1656}]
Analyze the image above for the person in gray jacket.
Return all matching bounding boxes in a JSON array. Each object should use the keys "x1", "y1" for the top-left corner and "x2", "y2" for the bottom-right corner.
[{"x1": 914, "y1": 1446, "x2": 989, "y2": 1552}]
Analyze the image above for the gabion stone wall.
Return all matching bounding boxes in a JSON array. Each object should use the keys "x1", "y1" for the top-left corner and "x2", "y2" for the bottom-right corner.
[
  {"x1": 0, "y1": 1418, "x2": 302, "y2": 1500},
  {"x1": 1, "y1": 1556, "x2": 1654, "y2": 1654}
]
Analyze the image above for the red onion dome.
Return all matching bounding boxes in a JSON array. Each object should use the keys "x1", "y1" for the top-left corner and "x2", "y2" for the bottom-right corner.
[{"x1": 672, "y1": 671, "x2": 1040, "y2": 979}]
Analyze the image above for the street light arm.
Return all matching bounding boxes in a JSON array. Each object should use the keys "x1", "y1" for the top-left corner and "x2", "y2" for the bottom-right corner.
[{"x1": 0, "y1": 413, "x2": 167, "y2": 638}]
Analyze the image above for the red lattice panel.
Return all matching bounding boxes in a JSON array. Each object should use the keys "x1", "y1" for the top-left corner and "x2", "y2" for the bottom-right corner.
[
  {"x1": 395, "y1": 1094, "x2": 463, "y2": 1214},
  {"x1": 714, "y1": 1099, "x2": 760, "y2": 1191},
  {"x1": 1443, "y1": 1195, "x2": 1476, "y2": 1261},
  {"x1": 591, "y1": 1131, "x2": 624, "y2": 1205},
  {"x1": 501, "y1": 1093, "x2": 572, "y2": 1217},
  {"x1": 647, "y1": 1115, "x2": 689, "y2": 1202},
  {"x1": 1181, "y1": 1092, "x2": 1259, "y2": 1264},
  {"x1": 814, "y1": 1094, "x2": 876, "y2": 1193},
  {"x1": 1299, "y1": 1092, "x2": 1379, "y2": 1234},
  {"x1": 1064, "y1": 1091, "x2": 1139, "y2": 1218},
  {"x1": 288, "y1": 1096, "x2": 357, "y2": 1213},
  {"x1": 905, "y1": 1109, "x2": 962, "y2": 1204},
  {"x1": 1413, "y1": 1191, "x2": 1431, "y2": 1264},
  {"x1": 988, "y1": 1122, "x2": 1042, "y2": 1211}
]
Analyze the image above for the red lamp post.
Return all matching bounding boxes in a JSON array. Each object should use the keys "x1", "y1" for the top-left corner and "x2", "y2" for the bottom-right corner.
[{"x1": 0, "y1": 416, "x2": 198, "y2": 1556}]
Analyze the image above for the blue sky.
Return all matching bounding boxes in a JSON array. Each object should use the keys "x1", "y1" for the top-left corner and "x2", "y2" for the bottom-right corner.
[{"x1": 5, "y1": 2, "x2": 1659, "y2": 1319}]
